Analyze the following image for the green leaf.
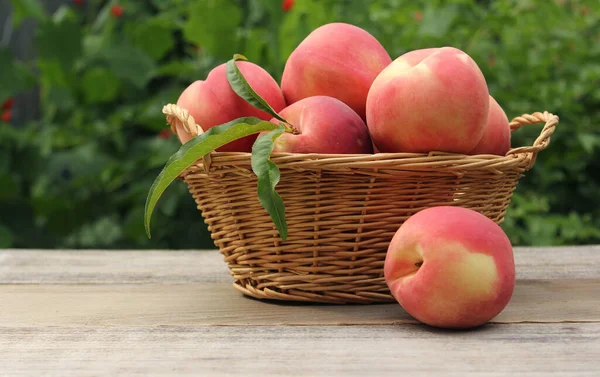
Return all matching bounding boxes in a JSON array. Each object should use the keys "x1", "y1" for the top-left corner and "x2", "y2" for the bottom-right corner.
[
  {"x1": 145, "y1": 117, "x2": 282, "y2": 238},
  {"x1": 578, "y1": 133, "x2": 599, "y2": 154},
  {"x1": 129, "y1": 18, "x2": 175, "y2": 60},
  {"x1": 419, "y1": 4, "x2": 460, "y2": 38},
  {"x1": 0, "y1": 173, "x2": 19, "y2": 201},
  {"x1": 81, "y1": 67, "x2": 121, "y2": 104},
  {"x1": 251, "y1": 126, "x2": 288, "y2": 240},
  {"x1": 100, "y1": 43, "x2": 157, "y2": 89},
  {"x1": 183, "y1": 0, "x2": 242, "y2": 59},
  {"x1": 9, "y1": 0, "x2": 45, "y2": 27},
  {"x1": 226, "y1": 55, "x2": 288, "y2": 123},
  {"x1": 0, "y1": 49, "x2": 34, "y2": 103},
  {"x1": 37, "y1": 59, "x2": 68, "y2": 87},
  {"x1": 0, "y1": 224, "x2": 14, "y2": 248},
  {"x1": 36, "y1": 17, "x2": 82, "y2": 70}
]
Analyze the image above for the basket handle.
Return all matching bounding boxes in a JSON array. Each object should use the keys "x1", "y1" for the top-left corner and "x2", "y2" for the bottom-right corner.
[
  {"x1": 162, "y1": 103, "x2": 212, "y2": 173},
  {"x1": 506, "y1": 111, "x2": 559, "y2": 160}
]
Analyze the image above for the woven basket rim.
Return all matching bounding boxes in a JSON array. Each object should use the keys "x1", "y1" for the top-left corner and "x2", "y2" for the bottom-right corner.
[
  {"x1": 162, "y1": 104, "x2": 558, "y2": 160},
  {"x1": 161, "y1": 104, "x2": 558, "y2": 177}
]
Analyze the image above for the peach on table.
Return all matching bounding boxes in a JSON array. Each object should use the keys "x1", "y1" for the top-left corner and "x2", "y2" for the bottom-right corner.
[{"x1": 384, "y1": 206, "x2": 515, "y2": 329}]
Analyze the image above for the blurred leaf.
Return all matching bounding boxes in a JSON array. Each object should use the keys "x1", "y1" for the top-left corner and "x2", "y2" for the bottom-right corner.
[
  {"x1": 0, "y1": 174, "x2": 19, "y2": 201},
  {"x1": 45, "y1": 86, "x2": 75, "y2": 110},
  {"x1": 36, "y1": 17, "x2": 82, "y2": 70},
  {"x1": 129, "y1": 18, "x2": 175, "y2": 60},
  {"x1": 100, "y1": 43, "x2": 157, "y2": 88},
  {"x1": 578, "y1": 133, "x2": 600, "y2": 154},
  {"x1": 419, "y1": 4, "x2": 460, "y2": 38},
  {"x1": 67, "y1": 216, "x2": 123, "y2": 248},
  {"x1": 242, "y1": 28, "x2": 269, "y2": 62},
  {"x1": 183, "y1": 0, "x2": 242, "y2": 59},
  {"x1": 81, "y1": 67, "x2": 121, "y2": 104},
  {"x1": 9, "y1": 0, "x2": 45, "y2": 27},
  {"x1": 83, "y1": 35, "x2": 105, "y2": 60},
  {"x1": 0, "y1": 49, "x2": 34, "y2": 103},
  {"x1": 0, "y1": 224, "x2": 14, "y2": 248},
  {"x1": 156, "y1": 60, "x2": 198, "y2": 77},
  {"x1": 37, "y1": 59, "x2": 68, "y2": 87}
]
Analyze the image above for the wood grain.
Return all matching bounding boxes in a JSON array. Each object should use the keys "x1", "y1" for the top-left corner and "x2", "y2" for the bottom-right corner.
[
  {"x1": 1, "y1": 246, "x2": 599, "y2": 284},
  {"x1": 1, "y1": 279, "x2": 598, "y2": 327},
  {"x1": 0, "y1": 323, "x2": 598, "y2": 377},
  {"x1": 0, "y1": 249, "x2": 231, "y2": 284},
  {"x1": 0, "y1": 247, "x2": 598, "y2": 377}
]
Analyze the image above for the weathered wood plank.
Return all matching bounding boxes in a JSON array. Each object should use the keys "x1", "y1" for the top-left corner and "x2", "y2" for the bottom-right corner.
[
  {"x1": 514, "y1": 245, "x2": 600, "y2": 279},
  {"x1": 1, "y1": 246, "x2": 599, "y2": 284},
  {"x1": 0, "y1": 250, "x2": 231, "y2": 284},
  {"x1": 0, "y1": 323, "x2": 598, "y2": 377},
  {"x1": 1, "y1": 279, "x2": 598, "y2": 326}
]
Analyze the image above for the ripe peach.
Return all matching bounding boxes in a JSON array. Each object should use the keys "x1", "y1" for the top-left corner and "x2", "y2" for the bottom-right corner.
[
  {"x1": 269, "y1": 96, "x2": 373, "y2": 154},
  {"x1": 470, "y1": 96, "x2": 511, "y2": 156},
  {"x1": 281, "y1": 22, "x2": 392, "y2": 120},
  {"x1": 175, "y1": 62, "x2": 286, "y2": 152},
  {"x1": 384, "y1": 206, "x2": 515, "y2": 329},
  {"x1": 366, "y1": 47, "x2": 489, "y2": 154}
]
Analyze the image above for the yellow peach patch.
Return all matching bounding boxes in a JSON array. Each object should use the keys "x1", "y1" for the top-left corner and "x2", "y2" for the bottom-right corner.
[
  {"x1": 450, "y1": 250, "x2": 498, "y2": 297},
  {"x1": 423, "y1": 243, "x2": 498, "y2": 315}
]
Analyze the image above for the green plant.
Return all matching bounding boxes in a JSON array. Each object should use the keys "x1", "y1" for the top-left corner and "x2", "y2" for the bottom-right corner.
[{"x1": 1, "y1": 0, "x2": 599, "y2": 248}]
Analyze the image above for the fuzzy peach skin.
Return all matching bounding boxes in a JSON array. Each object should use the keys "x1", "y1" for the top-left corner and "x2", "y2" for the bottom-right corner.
[
  {"x1": 366, "y1": 47, "x2": 489, "y2": 154},
  {"x1": 384, "y1": 206, "x2": 515, "y2": 329},
  {"x1": 175, "y1": 62, "x2": 286, "y2": 152},
  {"x1": 470, "y1": 96, "x2": 511, "y2": 156},
  {"x1": 269, "y1": 96, "x2": 373, "y2": 154},
  {"x1": 281, "y1": 22, "x2": 392, "y2": 120}
]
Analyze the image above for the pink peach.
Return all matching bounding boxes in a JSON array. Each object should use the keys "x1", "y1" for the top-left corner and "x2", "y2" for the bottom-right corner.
[
  {"x1": 281, "y1": 22, "x2": 392, "y2": 120},
  {"x1": 366, "y1": 47, "x2": 489, "y2": 154},
  {"x1": 470, "y1": 96, "x2": 511, "y2": 156},
  {"x1": 175, "y1": 62, "x2": 286, "y2": 152},
  {"x1": 384, "y1": 206, "x2": 515, "y2": 329},
  {"x1": 269, "y1": 96, "x2": 372, "y2": 154}
]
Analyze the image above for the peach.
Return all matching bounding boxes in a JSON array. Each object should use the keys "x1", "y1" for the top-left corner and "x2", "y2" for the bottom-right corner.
[
  {"x1": 470, "y1": 96, "x2": 511, "y2": 156},
  {"x1": 366, "y1": 47, "x2": 489, "y2": 154},
  {"x1": 281, "y1": 22, "x2": 392, "y2": 120},
  {"x1": 384, "y1": 206, "x2": 515, "y2": 329},
  {"x1": 175, "y1": 62, "x2": 286, "y2": 152},
  {"x1": 269, "y1": 96, "x2": 372, "y2": 154}
]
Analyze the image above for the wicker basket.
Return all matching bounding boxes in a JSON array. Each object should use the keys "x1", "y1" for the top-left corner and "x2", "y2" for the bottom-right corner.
[{"x1": 163, "y1": 104, "x2": 559, "y2": 304}]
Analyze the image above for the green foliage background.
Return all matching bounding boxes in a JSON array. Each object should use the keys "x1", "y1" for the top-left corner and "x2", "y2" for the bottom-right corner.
[{"x1": 1, "y1": 0, "x2": 599, "y2": 249}]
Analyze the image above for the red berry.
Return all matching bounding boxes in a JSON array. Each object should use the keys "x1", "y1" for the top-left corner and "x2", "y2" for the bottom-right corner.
[
  {"x1": 111, "y1": 4, "x2": 123, "y2": 18},
  {"x1": 158, "y1": 129, "x2": 172, "y2": 139},
  {"x1": 281, "y1": 0, "x2": 294, "y2": 12},
  {"x1": 2, "y1": 97, "x2": 14, "y2": 110},
  {"x1": 413, "y1": 11, "x2": 423, "y2": 22},
  {"x1": 1, "y1": 110, "x2": 12, "y2": 123},
  {"x1": 73, "y1": 0, "x2": 84, "y2": 5}
]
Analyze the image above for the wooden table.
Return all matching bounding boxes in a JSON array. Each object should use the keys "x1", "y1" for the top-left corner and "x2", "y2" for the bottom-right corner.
[{"x1": 1, "y1": 247, "x2": 598, "y2": 376}]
